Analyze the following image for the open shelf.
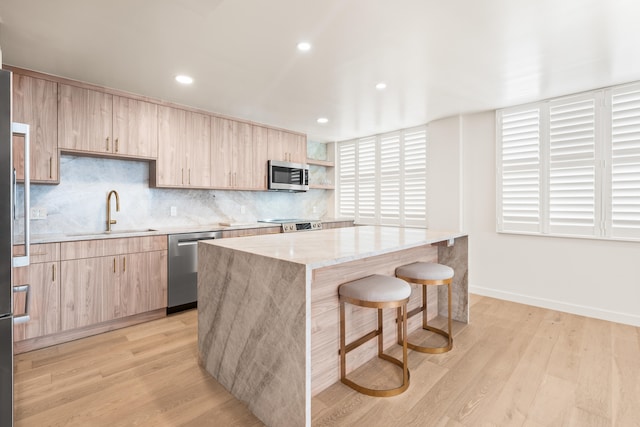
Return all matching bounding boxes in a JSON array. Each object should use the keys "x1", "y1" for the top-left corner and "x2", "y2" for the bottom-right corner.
[
  {"x1": 306, "y1": 158, "x2": 334, "y2": 167},
  {"x1": 309, "y1": 184, "x2": 335, "y2": 190}
]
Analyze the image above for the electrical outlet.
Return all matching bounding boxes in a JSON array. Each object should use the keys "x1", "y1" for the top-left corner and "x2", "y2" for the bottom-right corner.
[
  {"x1": 240, "y1": 205, "x2": 246, "y2": 214},
  {"x1": 29, "y1": 207, "x2": 47, "y2": 220},
  {"x1": 170, "y1": 206, "x2": 177, "y2": 217},
  {"x1": 312, "y1": 206, "x2": 318, "y2": 214}
]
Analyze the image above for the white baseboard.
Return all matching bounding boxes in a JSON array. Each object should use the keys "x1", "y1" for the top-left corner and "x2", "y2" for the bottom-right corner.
[{"x1": 470, "y1": 285, "x2": 640, "y2": 327}]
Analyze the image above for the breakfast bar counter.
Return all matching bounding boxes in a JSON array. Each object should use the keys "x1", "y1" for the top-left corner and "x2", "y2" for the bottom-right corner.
[{"x1": 197, "y1": 226, "x2": 468, "y2": 426}]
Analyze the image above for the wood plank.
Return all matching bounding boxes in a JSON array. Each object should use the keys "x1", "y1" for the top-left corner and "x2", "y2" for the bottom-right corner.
[{"x1": 13, "y1": 297, "x2": 639, "y2": 427}]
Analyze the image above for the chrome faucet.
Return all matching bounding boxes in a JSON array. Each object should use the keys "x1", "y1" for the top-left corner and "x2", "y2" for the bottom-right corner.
[{"x1": 106, "y1": 190, "x2": 120, "y2": 232}]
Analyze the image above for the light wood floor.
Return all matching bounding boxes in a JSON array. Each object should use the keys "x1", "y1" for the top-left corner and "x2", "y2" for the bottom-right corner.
[{"x1": 14, "y1": 295, "x2": 640, "y2": 426}]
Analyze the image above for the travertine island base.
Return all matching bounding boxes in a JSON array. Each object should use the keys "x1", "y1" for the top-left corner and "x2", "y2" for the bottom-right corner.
[{"x1": 198, "y1": 226, "x2": 468, "y2": 426}]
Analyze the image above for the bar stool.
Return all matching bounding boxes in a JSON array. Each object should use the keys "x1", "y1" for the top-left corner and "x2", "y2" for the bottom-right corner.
[
  {"x1": 338, "y1": 274, "x2": 411, "y2": 397},
  {"x1": 395, "y1": 262, "x2": 454, "y2": 354}
]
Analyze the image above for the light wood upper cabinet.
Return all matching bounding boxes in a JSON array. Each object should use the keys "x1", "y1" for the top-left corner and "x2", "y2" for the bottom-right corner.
[
  {"x1": 112, "y1": 96, "x2": 158, "y2": 158},
  {"x1": 156, "y1": 106, "x2": 211, "y2": 188},
  {"x1": 58, "y1": 84, "x2": 158, "y2": 159},
  {"x1": 58, "y1": 84, "x2": 112, "y2": 153},
  {"x1": 267, "y1": 128, "x2": 306, "y2": 164},
  {"x1": 252, "y1": 125, "x2": 269, "y2": 189},
  {"x1": 12, "y1": 74, "x2": 59, "y2": 183},
  {"x1": 210, "y1": 118, "x2": 267, "y2": 190}
]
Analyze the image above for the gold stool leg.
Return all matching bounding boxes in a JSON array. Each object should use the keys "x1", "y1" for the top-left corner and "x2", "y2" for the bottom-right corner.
[
  {"x1": 341, "y1": 301, "x2": 410, "y2": 397},
  {"x1": 401, "y1": 280, "x2": 453, "y2": 354},
  {"x1": 340, "y1": 301, "x2": 346, "y2": 381},
  {"x1": 448, "y1": 282, "x2": 453, "y2": 349}
]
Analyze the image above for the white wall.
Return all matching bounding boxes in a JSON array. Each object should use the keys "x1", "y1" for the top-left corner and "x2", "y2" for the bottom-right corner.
[
  {"x1": 427, "y1": 116, "x2": 462, "y2": 231},
  {"x1": 429, "y1": 111, "x2": 640, "y2": 326}
]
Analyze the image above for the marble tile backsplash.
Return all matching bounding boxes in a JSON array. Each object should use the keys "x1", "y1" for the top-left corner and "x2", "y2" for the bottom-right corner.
[{"x1": 16, "y1": 142, "x2": 332, "y2": 236}]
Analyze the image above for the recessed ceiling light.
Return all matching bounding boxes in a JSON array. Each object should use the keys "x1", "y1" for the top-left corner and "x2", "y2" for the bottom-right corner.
[
  {"x1": 317, "y1": 117, "x2": 329, "y2": 124},
  {"x1": 297, "y1": 42, "x2": 312, "y2": 52},
  {"x1": 175, "y1": 75, "x2": 193, "y2": 85},
  {"x1": 376, "y1": 82, "x2": 387, "y2": 90}
]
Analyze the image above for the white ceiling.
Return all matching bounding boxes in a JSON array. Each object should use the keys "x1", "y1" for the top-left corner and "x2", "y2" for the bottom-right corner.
[{"x1": 1, "y1": 0, "x2": 640, "y2": 142}]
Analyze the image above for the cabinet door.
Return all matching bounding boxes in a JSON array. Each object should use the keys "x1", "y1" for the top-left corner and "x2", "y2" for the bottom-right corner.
[
  {"x1": 210, "y1": 117, "x2": 235, "y2": 188},
  {"x1": 185, "y1": 111, "x2": 211, "y2": 187},
  {"x1": 285, "y1": 132, "x2": 307, "y2": 164},
  {"x1": 113, "y1": 96, "x2": 158, "y2": 158},
  {"x1": 13, "y1": 262, "x2": 60, "y2": 341},
  {"x1": 267, "y1": 128, "x2": 287, "y2": 162},
  {"x1": 12, "y1": 74, "x2": 58, "y2": 183},
  {"x1": 119, "y1": 251, "x2": 167, "y2": 317},
  {"x1": 60, "y1": 257, "x2": 115, "y2": 330},
  {"x1": 58, "y1": 84, "x2": 113, "y2": 154},
  {"x1": 233, "y1": 122, "x2": 262, "y2": 189},
  {"x1": 251, "y1": 125, "x2": 269, "y2": 190},
  {"x1": 267, "y1": 128, "x2": 307, "y2": 163},
  {"x1": 157, "y1": 106, "x2": 186, "y2": 186}
]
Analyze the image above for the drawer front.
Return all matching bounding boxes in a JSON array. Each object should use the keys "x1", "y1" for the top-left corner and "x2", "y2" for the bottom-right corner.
[
  {"x1": 13, "y1": 243, "x2": 60, "y2": 263},
  {"x1": 61, "y1": 235, "x2": 167, "y2": 260}
]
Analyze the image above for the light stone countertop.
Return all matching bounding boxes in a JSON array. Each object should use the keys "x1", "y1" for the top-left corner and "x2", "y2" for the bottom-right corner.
[
  {"x1": 201, "y1": 225, "x2": 466, "y2": 269},
  {"x1": 21, "y1": 222, "x2": 280, "y2": 244}
]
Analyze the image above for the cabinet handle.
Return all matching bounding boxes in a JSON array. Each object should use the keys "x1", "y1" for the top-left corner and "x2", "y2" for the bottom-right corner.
[
  {"x1": 115, "y1": 138, "x2": 119, "y2": 153},
  {"x1": 234, "y1": 172, "x2": 237, "y2": 187},
  {"x1": 106, "y1": 137, "x2": 110, "y2": 151},
  {"x1": 189, "y1": 169, "x2": 191, "y2": 185},
  {"x1": 123, "y1": 257, "x2": 126, "y2": 272},
  {"x1": 113, "y1": 257, "x2": 116, "y2": 273},
  {"x1": 52, "y1": 264, "x2": 55, "y2": 281},
  {"x1": 49, "y1": 157, "x2": 53, "y2": 179},
  {"x1": 181, "y1": 168, "x2": 184, "y2": 185}
]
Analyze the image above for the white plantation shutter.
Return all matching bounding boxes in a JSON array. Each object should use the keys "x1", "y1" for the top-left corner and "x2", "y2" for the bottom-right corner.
[
  {"x1": 498, "y1": 79, "x2": 640, "y2": 241},
  {"x1": 547, "y1": 95, "x2": 599, "y2": 235},
  {"x1": 357, "y1": 137, "x2": 377, "y2": 224},
  {"x1": 497, "y1": 106, "x2": 542, "y2": 232},
  {"x1": 337, "y1": 126, "x2": 428, "y2": 227},
  {"x1": 609, "y1": 83, "x2": 640, "y2": 238},
  {"x1": 403, "y1": 127, "x2": 428, "y2": 226},
  {"x1": 379, "y1": 133, "x2": 401, "y2": 225},
  {"x1": 337, "y1": 141, "x2": 356, "y2": 218}
]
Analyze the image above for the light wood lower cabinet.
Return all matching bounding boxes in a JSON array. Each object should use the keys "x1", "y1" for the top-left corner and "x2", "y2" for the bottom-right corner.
[
  {"x1": 119, "y1": 250, "x2": 167, "y2": 317},
  {"x1": 60, "y1": 257, "x2": 109, "y2": 330},
  {"x1": 220, "y1": 226, "x2": 281, "y2": 238},
  {"x1": 12, "y1": 243, "x2": 61, "y2": 342},
  {"x1": 60, "y1": 236, "x2": 168, "y2": 332},
  {"x1": 13, "y1": 261, "x2": 61, "y2": 341}
]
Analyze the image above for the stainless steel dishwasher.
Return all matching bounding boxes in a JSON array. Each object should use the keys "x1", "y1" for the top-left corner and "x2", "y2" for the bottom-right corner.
[{"x1": 167, "y1": 231, "x2": 222, "y2": 313}]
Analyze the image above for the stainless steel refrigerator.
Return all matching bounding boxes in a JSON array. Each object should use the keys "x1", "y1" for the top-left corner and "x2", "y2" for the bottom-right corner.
[{"x1": 1, "y1": 68, "x2": 31, "y2": 427}]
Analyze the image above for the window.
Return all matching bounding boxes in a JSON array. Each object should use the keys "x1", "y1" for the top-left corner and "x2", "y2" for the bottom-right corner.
[
  {"x1": 496, "y1": 81, "x2": 640, "y2": 240},
  {"x1": 337, "y1": 126, "x2": 427, "y2": 227}
]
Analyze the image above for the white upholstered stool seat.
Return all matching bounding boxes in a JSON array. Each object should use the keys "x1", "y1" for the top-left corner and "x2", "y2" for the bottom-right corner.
[
  {"x1": 338, "y1": 274, "x2": 411, "y2": 397},
  {"x1": 339, "y1": 274, "x2": 411, "y2": 303},
  {"x1": 396, "y1": 262, "x2": 454, "y2": 283},
  {"x1": 395, "y1": 262, "x2": 455, "y2": 354}
]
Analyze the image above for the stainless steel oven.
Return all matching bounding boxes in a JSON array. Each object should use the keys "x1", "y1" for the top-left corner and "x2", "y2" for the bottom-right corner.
[{"x1": 167, "y1": 231, "x2": 221, "y2": 313}]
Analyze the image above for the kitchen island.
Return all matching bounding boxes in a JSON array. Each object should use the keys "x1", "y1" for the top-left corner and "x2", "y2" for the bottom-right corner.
[{"x1": 197, "y1": 226, "x2": 468, "y2": 427}]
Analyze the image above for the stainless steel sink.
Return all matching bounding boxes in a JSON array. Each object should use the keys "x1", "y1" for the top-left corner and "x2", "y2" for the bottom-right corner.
[{"x1": 65, "y1": 229, "x2": 157, "y2": 237}]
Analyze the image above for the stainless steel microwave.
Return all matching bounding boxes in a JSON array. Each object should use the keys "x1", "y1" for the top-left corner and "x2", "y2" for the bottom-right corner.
[{"x1": 267, "y1": 160, "x2": 309, "y2": 192}]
